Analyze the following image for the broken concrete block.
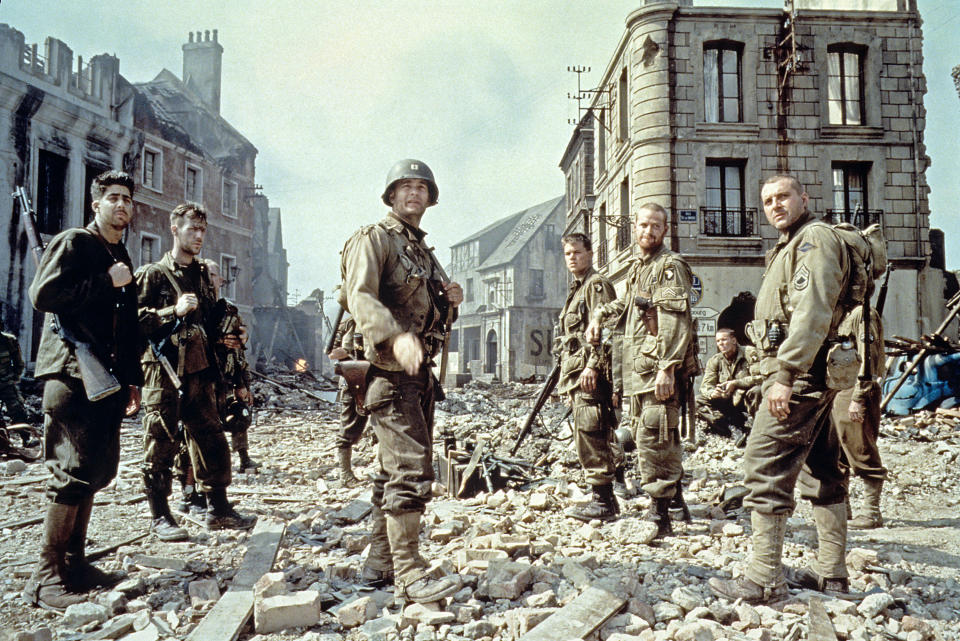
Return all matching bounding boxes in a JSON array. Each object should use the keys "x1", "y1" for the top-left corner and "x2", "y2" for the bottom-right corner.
[
  {"x1": 62, "y1": 602, "x2": 109, "y2": 628},
  {"x1": 561, "y1": 561, "x2": 596, "y2": 588},
  {"x1": 528, "y1": 493, "x2": 549, "y2": 509},
  {"x1": 403, "y1": 602, "x2": 456, "y2": 627},
  {"x1": 722, "y1": 523, "x2": 745, "y2": 537},
  {"x1": 88, "y1": 613, "x2": 135, "y2": 639},
  {"x1": 8, "y1": 628, "x2": 53, "y2": 641},
  {"x1": 119, "y1": 625, "x2": 160, "y2": 641},
  {"x1": 846, "y1": 547, "x2": 879, "y2": 571},
  {"x1": 359, "y1": 614, "x2": 401, "y2": 641},
  {"x1": 524, "y1": 589, "x2": 557, "y2": 608},
  {"x1": 675, "y1": 621, "x2": 719, "y2": 641},
  {"x1": 463, "y1": 619, "x2": 498, "y2": 639},
  {"x1": 335, "y1": 596, "x2": 379, "y2": 628},
  {"x1": 188, "y1": 578, "x2": 220, "y2": 606},
  {"x1": 254, "y1": 571, "x2": 288, "y2": 600},
  {"x1": 331, "y1": 499, "x2": 372, "y2": 524},
  {"x1": 653, "y1": 601, "x2": 685, "y2": 622},
  {"x1": 506, "y1": 607, "x2": 557, "y2": 638},
  {"x1": 627, "y1": 598, "x2": 657, "y2": 626},
  {"x1": 456, "y1": 548, "x2": 508, "y2": 572},
  {"x1": 450, "y1": 602, "x2": 482, "y2": 623},
  {"x1": 671, "y1": 586, "x2": 704, "y2": 612},
  {"x1": 129, "y1": 554, "x2": 189, "y2": 571},
  {"x1": 735, "y1": 602, "x2": 761, "y2": 627},
  {"x1": 96, "y1": 590, "x2": 128, "y2": 617},
  {"x1": 254, "y1": 590, "x2": 323, "y2": 634},
  {"x1": 477, "y1": 559, "x2": 533, "y2": 600},
  {"x1": 857, "y1": 591, "x2": 895, "y2": 618}
]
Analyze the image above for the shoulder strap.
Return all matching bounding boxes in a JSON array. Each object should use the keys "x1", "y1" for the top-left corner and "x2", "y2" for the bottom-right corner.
[{"x1": 155, "y1": 262, "x2": 184, "y2": 297}]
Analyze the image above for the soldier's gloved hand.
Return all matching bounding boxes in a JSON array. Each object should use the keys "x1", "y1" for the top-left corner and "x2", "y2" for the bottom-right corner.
[
  {"x1": 443, "y1": 282, "x2": 464, "y2": 307},
  {"x1": 108, "y1": 262, "x2": 132, "y2": 288},
  {"x1": 392, "y1": 332, "x2": 424, "y2": 375},
  {"x1": 328, "y1": 347, "x2": 349, "y2": 361},
  {"x1": 125, "y1": 386, "x2": 141, "y2": 417},
  {"x1": 654, "y1": 368, "x2": 675, "y2": 401},
  {"x1": 585, "y1": 320, "x2": 602, "y2": 344},
  {"x1": 767, "y1": 381, "x2": 793, "y2": 420},
  {"x1": 579, "y1": 367, "x2": 598, "y2": 393},
  {"x1": 175, "y1": 293, "x2": 198, "y2": 317},
  {"x1": 848, "y1": 399, "x2": 864, "y2": 423}
]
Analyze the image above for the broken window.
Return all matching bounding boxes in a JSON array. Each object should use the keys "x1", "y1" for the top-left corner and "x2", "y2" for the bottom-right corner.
[
  {"x1": 529, "y1": 270, "x2": 544, "y2": 299},
  {"x1": 222, "y1": 179, "x2": 238, "y2": 218},
  {"x1": 143, "y1": 147, "x2": 162, "y2": 191},
  {"x1": 185, "y1": 164, "x2": 202, "y2": 201},
  {"x1": 704, "y1": 43, "x2": 742, "y2": 123},
  {"x1": 36, "y1": 150, "x2": 68, "y2": 235},
  {"x1": 831, "y1": 163, "x2": 874, "y2": 228},
  {"x1": 221, "y1": 254, "x2": 237, "y2": 299},
  {"x1": 703, "y1": 160, "x2": 749, "y2": 236},
  {"x1": 617, "y1": 178, "x2": 631, "y2": 251},
  {"x1": 828, "y1": 46, "x2": 864, "y2": 125}
]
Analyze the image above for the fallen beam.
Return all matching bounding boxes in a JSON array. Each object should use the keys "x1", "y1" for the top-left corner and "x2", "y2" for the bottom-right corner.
[
  {"x1": 186, "y1": 518, "x2": 285, "y2": 641},
  {"x1": 807, "y1": 598, "x2": 839, "y2": 641},
  {"x1": 518, "y1": 583, "x2": 625, "y2": 641}
]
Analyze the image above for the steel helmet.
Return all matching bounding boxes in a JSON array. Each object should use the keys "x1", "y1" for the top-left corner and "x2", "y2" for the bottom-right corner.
[
  {"x1": 381, "y1": 159, "x2": 438, "y2": 207},
  {"x1": 615, "y1": 426, "x2": 636, "y2": 452}
]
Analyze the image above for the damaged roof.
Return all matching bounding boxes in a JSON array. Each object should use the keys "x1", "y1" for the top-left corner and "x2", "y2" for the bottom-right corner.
[{"x1": 477, "y1": 196, "x2": 563, "y2": 270}]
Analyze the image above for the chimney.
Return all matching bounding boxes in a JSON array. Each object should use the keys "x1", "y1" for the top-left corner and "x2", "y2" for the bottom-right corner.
[{"x1": 182, "y1": 28, "x2": 223, "y2": 114}]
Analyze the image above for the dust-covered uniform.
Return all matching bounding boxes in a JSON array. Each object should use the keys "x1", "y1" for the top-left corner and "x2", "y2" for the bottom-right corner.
[
  {"x1": 209, "y1": 298, "x2": 252, "y2": 453},
  {"x1": 0, "y1": 331, "x2": 28, "y2": 424},
  {"x1": 697, "y1": 347, "x2": 758, "y2": 432},
  {"x1": 334, "y1": 317, "x2": 368, "y2": 450},
  {"x1": 593, "y1": 245, "x2": 695, "y2": 499},
  {"x1": 137, "y1": 252, "x2": 231, "y2": 498},
  {"x1": 557, "y1": 268, "x2": 619, "y2": 486}
]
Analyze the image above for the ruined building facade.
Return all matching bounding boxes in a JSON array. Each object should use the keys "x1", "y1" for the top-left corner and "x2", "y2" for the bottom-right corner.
[{"x1": 562, "y1": 0, "x2": 939, "y2": 362}]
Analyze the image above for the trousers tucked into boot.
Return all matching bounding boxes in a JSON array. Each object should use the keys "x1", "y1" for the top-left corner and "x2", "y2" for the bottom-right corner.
[
  {"x1": 22, "y1": 503, "x2": 86, "y2": 611},
  {"x1": 385, "y1": 511, "x2": 460, "y2": 603},
  {"x1": 338, "y1": 447, "x2": 358, "y2": 485},
  {"x1": 849, "y1": 478, "x2": 883, "y2": 529},
  {"x1": 644, "y1": 497, "x2": 673, "y2": 538},
  {"x1": 812, "y1": 502, "x2": 848, "y2": 580},
  {"x1": 359, "y1": 504, "x2": 394, "y2": 587},
  {"x1": 64, "y1": 495, "x2": 125, "y2": 591},
  {"x1": 205, "y1": 487, "x2": 256, "y2": 530},
  {"x1": 709, "y1": 511, "x2": 788, "y2": 604},
  {"x1": 144, "y1": 470, "x2": 188, "y2": 542},
  {"x1": 567, "y1": 484, "x2": 620, "y2": 523}
]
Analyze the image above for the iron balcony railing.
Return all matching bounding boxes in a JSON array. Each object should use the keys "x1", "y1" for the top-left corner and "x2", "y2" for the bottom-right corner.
[
  {"x1": 825, "y1": 209, "x2": 883, "y2": 229},
  {"x1": 699, "y1": 207, "x2": 758, "y2": 237}
]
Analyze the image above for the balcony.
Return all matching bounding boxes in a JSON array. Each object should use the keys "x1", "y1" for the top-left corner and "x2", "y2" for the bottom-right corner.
[
  {"x1": 699, "y1": 207, "x2": 758, "y2": 238},
  {"x1": 825, "y1": 209, "x2": 883, "y2": 229}
]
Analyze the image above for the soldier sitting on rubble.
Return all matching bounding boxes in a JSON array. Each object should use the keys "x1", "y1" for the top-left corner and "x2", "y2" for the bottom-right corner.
[{"x1": 696, "y1": 328, "x2": 762, "y2": 441}]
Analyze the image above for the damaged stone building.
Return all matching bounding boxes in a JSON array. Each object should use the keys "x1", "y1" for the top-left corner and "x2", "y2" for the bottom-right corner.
[
  {"x1": 562, "y1": 0, "x2": 943, "y2": 363},
  {"x1": 447, "y1": 197, "x2": 566, "y2": 383}
]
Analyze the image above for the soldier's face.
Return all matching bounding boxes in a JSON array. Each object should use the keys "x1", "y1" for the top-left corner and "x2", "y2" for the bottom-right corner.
[
  {"x1": 635, "y1": 208, "x2": 667, "y2": 253},
  {"x1": 390, "y1": 179, "x2": 430, "y2": 218},
  {"x1": 716, "y1": 331, "x2": 737, "y2": 357},
  {"x1": 208, "y1": 263, "x2": 223, "y2": 291},
  {"x1": 172, "y1": 217, "x2": 207, "y2": 256},
  {"x1": 761, "y1": 179, "x2": 808, "y2": 231},
  {"x1": 93, "y1": 185, "x2": 133, "y2": 232},
  {"x1": 563, "y1": 241, "x2": 592, "y2": 277}
]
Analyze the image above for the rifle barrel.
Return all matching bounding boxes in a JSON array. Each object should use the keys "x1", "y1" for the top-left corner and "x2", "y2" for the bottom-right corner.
[{"x1": 510, "y1": 363, "x2": 560, "y2": 456}]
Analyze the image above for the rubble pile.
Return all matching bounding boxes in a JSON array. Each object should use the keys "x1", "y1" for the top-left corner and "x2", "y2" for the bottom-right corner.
[{"x1": 0, "y1": 381, "x2": 958, "y2": 641}]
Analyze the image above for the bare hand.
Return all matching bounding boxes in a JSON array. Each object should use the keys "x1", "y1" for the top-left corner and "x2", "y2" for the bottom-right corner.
[
  {"x1": 655, "y1": 368, "x2": 675, "y2": 401},
  {"x1": 716, "y1": 381, "x2": 736, "y2": 398},
  {"x1": 766, "y1": 382, "x2": 793, "y2": 420},
  {"x1": 585, "y1": 321, "x2": 602, "y2": 344},
  {"x1": 612, "y1": 391, "x2": 621, "y2": 408},
  {"x1": 108, "y1": 262, "x2": 132, "y2": 288},
  {"x1": 328, "y1": 347, "x2": 349, "y2": 361},
  {"x1": 579, "y1": 367, "x2": 598, "y2": 393},
  {"x1": 443, "y1": 282, "x2": 464, "y2": 308},
  {"x1": 238, "y1": 323, "x2": 249, "y2": 344},
  {"x1": 848, "y1": 399, "x2": 865, "y2": 423},
  {"x1": 392, "y1": 332, "x2": 424, "y2": 375},
  {"x1": 237, "y1": 386, "x2": 252, "y2": 403},
  {"x1": 125, "y1": 386, "x2": 141, "y2": 417},
  {"x1": 221, "y1": 333, "x2": 243, "y2": 350},
  {"x1": 175, "y1": 293, "x2": 198, "y2": 317}
]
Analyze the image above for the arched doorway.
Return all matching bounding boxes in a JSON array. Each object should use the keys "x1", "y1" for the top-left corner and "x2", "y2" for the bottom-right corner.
[{"x1": 485, "y1": 329, "x2": 498, "y2": 375}]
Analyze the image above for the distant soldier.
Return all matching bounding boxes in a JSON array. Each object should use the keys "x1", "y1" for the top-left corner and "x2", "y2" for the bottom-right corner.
[
  {"x1": 557, "y1": 232, "x2": 621, "y2": 522},
  {"x1": 0, "y1": 319, "x2": 29, "y2": 425},
  {"x1": 328, "y1": 315, "x2": 368, "y2": 485},
  {"x1": 696, "y1": 328, "x2": 761, "y2": 437},
  {"x1": 587, "y1": 203, "x2": 697, "y2": 538}
]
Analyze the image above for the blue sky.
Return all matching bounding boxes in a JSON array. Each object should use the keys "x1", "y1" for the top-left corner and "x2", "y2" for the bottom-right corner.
[{"x1": 3, "y1": 0, "x2": 957, "y2": 307}]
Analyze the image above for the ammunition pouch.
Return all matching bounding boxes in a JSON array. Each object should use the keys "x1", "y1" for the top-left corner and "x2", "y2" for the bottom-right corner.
[
  {"x1": 335, "y1": 360, "x2": 371, "y2": 416},
  {"x1": 825, "y1": 337, "x2": 860, "y2": 391}
]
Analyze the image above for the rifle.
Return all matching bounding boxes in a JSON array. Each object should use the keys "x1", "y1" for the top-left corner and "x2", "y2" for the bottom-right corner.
[
  {"x1": 510, "y1": 362, "x2": 561, "y2": 456},
  {"x1": 325, "y1": 305, "x2": 345, "y2": 355},
  {"x1": 150, "y1": 319, "x2": 182, "y2": 390},
  {"x1": 422, "y1": 247, "x2": 455, "y2": 385},
  {"x1": 250, "y1": 369, "x2": 331, "y2": 402},
  {"x1": 14, "y1": 186, "x2": 122, "y2": 401},
  {"x1": 874, "y1": 265, "x2": 892, "y2": 316}
]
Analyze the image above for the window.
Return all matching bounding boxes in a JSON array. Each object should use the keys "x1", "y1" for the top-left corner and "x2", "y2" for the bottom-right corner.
[
  {"x1": 544, "y1": 224, "x2": 556, "y2": 251},
  {"x1": 529, "y1": 270, "x2": 544, "y2": 299},
  {"x1": 583, "y1": 209, "x2": 591, "y2": 237},
  {"x1": 36, "y1": 150, "x2": 68, "y2": 234},
  {"x1": 220, "y1": 254, "x2": 237, "y2": 299},
  {"x1": 222, "y1": 179, "x2": 238, "y2": 218},
  {"x1": 465, "y1": 278, "x2": 474, "y2": 303},
  {"x1": 617, "y1": 179, "x2": 631, "y2": 251},
  {"x1": 143, "y1": 146, "x2": 162, "y2": 191},
  {"x1": 185, "y1": 164, "x2": 202, "y2": 201},
  {"x1": 703, "y1": 160, "x2": 751, "y2": 237},
  {"x1": 828, "y1": 46, "x2": 864, "y2": 125},
  {"x1": 140, "y1": 233, "x2": 160, "y2": 267},
  {"x1": 830, "y1": 163, "x2": 876, "y2": 227},
  {"x1": 618, "y1": 68, "x2": 628, "y2": 140},
  {"x1": 598, "y1": 203, "x2": 609, "y2": 266},
  {"x1": 704, "y1": 43, "x2": 742, "y2": 123},
  {"x1": 597, "y1": 108, "x2": 606, "y2": 174}
]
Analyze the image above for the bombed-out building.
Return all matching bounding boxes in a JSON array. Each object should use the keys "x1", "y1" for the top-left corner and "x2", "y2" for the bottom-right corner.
[{"x1": 562, "y1": 0, "x2": 942, "y2": 364}]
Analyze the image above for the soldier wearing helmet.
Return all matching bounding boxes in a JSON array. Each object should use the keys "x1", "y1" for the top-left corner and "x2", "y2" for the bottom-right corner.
[{"x1": 337, "y1": 159, "x2": 463, "y2": 604}]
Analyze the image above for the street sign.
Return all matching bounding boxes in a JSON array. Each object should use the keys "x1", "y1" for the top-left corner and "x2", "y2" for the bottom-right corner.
[
  {"x1": 690, "y1": 274, "x2": 703, "y2": 306},
  {"x1": 679, "y1": 209, "x2": 697, "y2": 222},
  {"x1": 698, "y1": 319, "x2": 716, "y2": 336},
  {"x1": 691, "y1": 307, "x2": 718, "y2": 319}
]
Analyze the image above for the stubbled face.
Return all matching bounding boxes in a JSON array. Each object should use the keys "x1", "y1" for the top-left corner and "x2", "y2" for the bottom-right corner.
[
  {"x1": 390, "y1": 179, "x2": 430, "y2": 218},
  {"x1": 716, "y1": 331, "x2": 738, "y2": 358},
  {"x1": 563, "y1": 241, "x2": 592, "y2": 277},
  {"x1": 173, "y1": 216, "x2": 206, "y2": 257},
  {"x1": 207, "y1": 262, "x2": 223, "y2": 293},
  {"x1": 635, "y1": 207, "x2": 667, "y2": 254},
  {"x1": 761, "y1": 178, "x2": 808, "y2": 232},
  {"x1": 93, "y1": 184, "x2": 133, "y2": 233}
]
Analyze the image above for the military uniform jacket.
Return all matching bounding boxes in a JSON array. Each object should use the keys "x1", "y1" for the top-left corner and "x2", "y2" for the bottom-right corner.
[
  {"x1": 136, "y1": 251, "x2": 218, "y2": 376},
  {"x1": 699, "y1": 347, "x2": 755, "y2": 398},
  {"x1": 211, "y1": 297, "x2": 250, "y2": 389},
  {"x1": 0, "y1": 332, "x2": 24, "y2": 385},
  {"x1": 837, "y1": 306, "x2": 885, "y2": 403},
  {"x1": 754, "y1": 213, "x2": 849, "y2": 387},
  {"x1": 557, "y1": 268, "x2": 616, "y2": 395},
  {"x1": 338, "y1": 212, "x2": 454, "y2": 372},
  {"x1": 29, "y1": 222, "x2": 143, "y2": 387},
  {"x1": 594, "y1": 245, "x2": 694, "y2": 397}
]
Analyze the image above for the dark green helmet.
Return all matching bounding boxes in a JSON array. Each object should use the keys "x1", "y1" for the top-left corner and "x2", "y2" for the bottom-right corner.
[
  {"x1": 381, "y1": 159, "x2": 438, "y2": 207},
  {"x1": 615, "y1": 426, "x2": 636, "y2": 452}
]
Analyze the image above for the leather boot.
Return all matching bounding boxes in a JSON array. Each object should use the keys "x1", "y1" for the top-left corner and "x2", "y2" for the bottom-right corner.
[
  {"x1": 177, "y1": 483, "x2": 207, "y2": 515},
  {"x1": 710, "y1": 511, "x2": 788, "y2": 604},
  {"x1": 359, "y1": 504, "x2": 394, "y2": 588},
  {"x1": 812, "y1": 503, "x2": 848, "y2": 585},
  {"x1": 22, "y1": 503, "x2": 86, "y2": 611},
  {"x1": 237, "y1": 449, "x2": 260, "y2": 473},
  {"x1": 566, "y1": 484, "x2": 620, "y2": 523},
  {"x1": 849, "y1": 478, "x2": 883, "y2": 529},
  {"x1": 784, "y1": 566, "x2": 849, "y2": 593},
  {"x1": 642, "y1": 495, "x2": 673, "y2": 538},
  {"x1": 612, "y1": 466, "x2": 631, "y2": 499},
  {"x1": 338, "y1": 448, "x2": 358, "y2": 485},
  {"x1": 669, "y1": 484, "x2": 692, "y2": 522},
  {"x1": 205, "y1": 488, "x2": 257, "y2": 530},
  {"x1": 386, "y1": 512, "x2": 461, "y2": 603},
  {"x1": 64, "y1": 495, "x2": 125, "y2": 591},
  {"x1": 144, "y1": 471, "x2": 188, "y2": 542}
]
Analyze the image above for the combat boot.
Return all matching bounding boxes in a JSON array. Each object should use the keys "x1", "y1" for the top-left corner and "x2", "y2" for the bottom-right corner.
[
  {"x1": 566, "y1": 484, "x2": 620, "y2": 523},
  {"x1": 359, "y1": 504, "x2": 394, "y2": 588},
  {"x1": 237, "y1": 449, "x2": 260, "y2": 473},
  {"x1": 784, "y1": 566, "x2": 849, "y2": 593},
  {"x1": 612, "y1": 466, "x2": 634, "y2": 499},
  {"x1": 811, "y1": 503, "x2": 849, "y2": 587},
  {"x1": 177, "y1": 484, "x2": 207, "y2": 515},
  {"x1": 386, "y1": 511, "x2": 461, "y2": 604},
  {"x1": 849, "y1": 478, "x2": 883, "y2": 529},
  {"x1": 709, "y1": 511, "x2": 788, "y2": 604},
  {"x1": 205, "y1": 488, "x2": 257, "y2": 530},
  {"x1": 22, "y1": 503, "x2": 86, "y2": 611},
  {"x1": 64, "y1": 495, "x2": 125, "y2": 591},
  {"x1": 643, "y1": 496, "x2": 673, "y2": 538},
  {"x1": 144, "y1": 471, "x2": 189, "y2": 542},
  {"x1": 338, "y1": 447, "x2": 359, "y2": 486},
  {"x1": 669, "y1": 484, "x2": 692, "y2": 522}
]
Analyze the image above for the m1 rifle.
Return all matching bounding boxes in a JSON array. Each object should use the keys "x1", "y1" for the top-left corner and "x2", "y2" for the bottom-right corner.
[
  {"x1": 510, "y1": 362, "x2": 561, "y2": 456},
  {"x1": 326, "y1": 305, "x2": 346, "y2": 355},
  {"x1": 13, "y1": 186, "x2": 122, "y2": 401}
]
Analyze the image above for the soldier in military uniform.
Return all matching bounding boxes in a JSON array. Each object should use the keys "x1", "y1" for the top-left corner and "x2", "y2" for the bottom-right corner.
[
  {"x1": 710, "y1": 175, "x2": 853, "y2": 604},
  {"x1": 137, "y1": 203, "x2": 255, "y2": 540},
  {"x1": 328, "y1": 315, "x2": 368, "y2": 485},
  {"x1": 24, "y1": 170, "x2": 142, "y2": 610},
  {"x1": 587, "y1": 203, "x2": 696, "y2": 538},
  {"x1": 697, "y1": 328, "x2": 761, "y2": 437},
  {"x1": 557, "y1": 233, "x2": 621, "y2": 522},
  {"x1": 0, "y1": 319, "x2": 29, "y2": 425},
  {"x1": 338, "y1": 159, "x2": 463, "y2": 604}
]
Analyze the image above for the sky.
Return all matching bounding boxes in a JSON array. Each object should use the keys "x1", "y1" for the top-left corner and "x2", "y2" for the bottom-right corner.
[{"x1": 3, "y1": 0, "x2": 958, "y2": 313}]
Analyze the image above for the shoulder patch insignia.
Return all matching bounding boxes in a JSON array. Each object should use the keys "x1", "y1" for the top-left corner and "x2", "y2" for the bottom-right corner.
[
  {"x1": 664, "y1": 267, "x2": 675, "y2": 281},
  {"x1": 798, "y1": 241, "x2": 816, "y2": 253},
  {"x1": 593, "y1": 282, "x2": 604, "y2": 292},
  {"x1": 793, "y1": 264, "x2": 810, "y2": 291}
]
